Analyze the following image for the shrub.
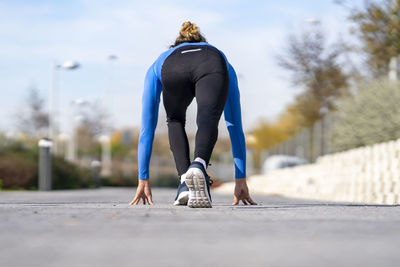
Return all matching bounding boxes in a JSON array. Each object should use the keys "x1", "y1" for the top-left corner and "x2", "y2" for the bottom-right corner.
[
  {"x1": 0, "y1": 141, "x2": 93, "y2": 190},
  {"x1": 0, "y1": 142, "x2": 37, "y2": 188},
  {"x1": 332, "y1": 79, "x2": 400, "y2": 151},
  {"x1": 101, "y1": 175, "x2": 138, "y2": 187},
  {"x1": 52, "y1": 156, "x2": 93, "y2": 189},
  {"x1": 150, "y1": 174, "x2": 179, "y2": 188}
]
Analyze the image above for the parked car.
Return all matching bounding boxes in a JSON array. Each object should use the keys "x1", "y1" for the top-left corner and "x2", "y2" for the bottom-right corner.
[{"x1": 262, "y1": 155, "x2": 308, "y2": 174}]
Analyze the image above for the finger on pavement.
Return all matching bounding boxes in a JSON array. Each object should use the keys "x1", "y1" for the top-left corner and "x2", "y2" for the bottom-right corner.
[
  {"x1": 248, "y1": 197, "x2": 257, "y2": 205},
  {"x1": 232, "y1": 196, "x2": 239, "y2": 205},
  {"x1": 129, "y1": 196, "x2": 139, "y2": 205}
]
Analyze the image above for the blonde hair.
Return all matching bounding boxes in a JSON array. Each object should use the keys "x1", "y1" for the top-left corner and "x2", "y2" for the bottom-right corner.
[{"x1": 170, "y1": 21, "x2": 207, "y2": 48}]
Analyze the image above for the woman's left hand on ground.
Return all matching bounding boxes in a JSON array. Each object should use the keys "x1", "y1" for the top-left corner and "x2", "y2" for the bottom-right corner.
[
  {"x1": 129, "y1": 179, "x2": 154, "y2": 205},
  {"x1": 233, "y1": 178, "x2": 257, "y2": 205}
]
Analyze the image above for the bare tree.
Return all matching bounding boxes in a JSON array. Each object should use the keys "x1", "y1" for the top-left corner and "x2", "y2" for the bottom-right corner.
[
  {"x1": 73, "y1": 101, "x2": 113, "y2": 157},
  {"x1": 15, "y1": 85, "x2": 49, "y2": 137},
  {"x1": 78, "y1": 101, "x2": 113, "y2": 136},
  {"x1": 277, "y1": 27, "x2": 348, "y2": 127}
]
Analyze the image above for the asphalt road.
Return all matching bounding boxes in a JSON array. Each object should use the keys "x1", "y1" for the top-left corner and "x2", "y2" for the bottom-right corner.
[{"x1": 1, "y1": 187, "x2": 400, "y2": 267}]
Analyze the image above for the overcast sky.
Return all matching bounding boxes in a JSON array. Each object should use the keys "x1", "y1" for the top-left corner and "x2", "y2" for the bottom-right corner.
[{"x1": 0, "y1": 0, "x2": 364, "y2": 136}]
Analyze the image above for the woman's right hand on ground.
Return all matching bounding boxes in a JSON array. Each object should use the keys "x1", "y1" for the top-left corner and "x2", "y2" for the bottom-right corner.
[
  {"x1": 129, "y1": 180, "x2": 154, "y2": 205},
  {"x1": 233, "y1": 178, "x2": 257, "y2": 205}
]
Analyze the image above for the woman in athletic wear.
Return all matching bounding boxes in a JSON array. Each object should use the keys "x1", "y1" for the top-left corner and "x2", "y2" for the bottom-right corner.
[{"x1": 129, "y1": 22, "x2": 256, "y2": 208}]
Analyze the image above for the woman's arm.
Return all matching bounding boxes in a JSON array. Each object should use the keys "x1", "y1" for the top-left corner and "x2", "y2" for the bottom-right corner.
[
  {"x1": 137, "y1": 63, "x2": 163, "y2": 180},
  {"x1": 130, "y1": 63, "x2": 161, "y2": 205},
  {"x1": 224, "y1": 63, "x2": 256, "y2": 205},
  {"x1": 223, "y1": 63, "x2": 246, "y2": 179}
]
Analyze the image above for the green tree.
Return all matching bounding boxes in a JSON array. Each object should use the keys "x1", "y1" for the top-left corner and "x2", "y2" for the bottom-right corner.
[
  {"x1": 249, "y1": 119, "x2": 289, "y2": 151},
  {"x1": 349, "y1": 0, "x2": 400, "y2": 77},
  {"x1": 247, "y1": 118, "x2": 291, "y2": 171}
]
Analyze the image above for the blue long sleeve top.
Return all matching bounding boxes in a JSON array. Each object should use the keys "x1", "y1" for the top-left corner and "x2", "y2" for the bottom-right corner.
[{"x1": 138, "y1": 42, "x2": 246, "y2": 179}]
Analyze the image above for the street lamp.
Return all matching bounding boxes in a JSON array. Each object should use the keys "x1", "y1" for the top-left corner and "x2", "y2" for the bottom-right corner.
[
  {"x1": 108, "y1": 55, "x2": 118, "y2": 61},
  {"x1": 60, "y1": 61, "x2": 80, "y2": 70},
  {"x1": 48, "y1": 60, "x2": 81, "y2": 154},
  {"x1": 102, "y1": 54, "x2": 118, "y2": 104},
  {"x1": 305, "y1": 18, "x2": 320, "y2": 26},
  {"x1": 71, "y1": 98, "x2": 89, "y2": 106}
]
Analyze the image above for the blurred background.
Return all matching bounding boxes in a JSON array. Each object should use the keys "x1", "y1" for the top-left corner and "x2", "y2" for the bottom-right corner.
[{"x1": 1, "y1": 0, "x2": 399, "y2": 190}]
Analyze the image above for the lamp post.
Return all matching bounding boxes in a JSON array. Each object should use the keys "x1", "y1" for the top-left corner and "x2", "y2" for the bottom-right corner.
[
  {"x1": 57, "y1": 132, "x2": 70, "y2": 159},
  {"x1": 48, "y1": 60, "x2": 81, "y2": 154},
  {"x1": 66, "y1": 115, "x2": 84, "y2": 163},
  {"x1": 99, "y1": 134, "x2": 112, "y2": 177},
  {"x1": 102, "y1": 54, "x2": 118, "y2": 107},
  {"x1": 95, "y1": 55, "x2": 118, "y2": 177},
  {"x1": 67, "y1": 99, "x2": 89, "y2": 162},
  {"x1": 389, "y1": 0, "x2": 398, "y2": 81}
]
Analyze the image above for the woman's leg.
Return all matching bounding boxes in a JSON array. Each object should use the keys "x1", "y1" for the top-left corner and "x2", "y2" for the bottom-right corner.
[
  {"x1": 194, "y1": 72, "x2": 229, "y2": 165},
  {"x1": 166, "y1": 116, "x2": 191, "y2": 176},
  {"x1": 162, "y1": 78, "x2": 195, "y2": 176}
]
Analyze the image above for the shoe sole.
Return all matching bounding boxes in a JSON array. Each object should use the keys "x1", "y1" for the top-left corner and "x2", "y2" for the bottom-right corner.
[
  {"x1": 185, "y1": 168, "x2": 212, "y2": 208},
  {"x1": 173, "y1": 191, "x2": 189, "y2": 206}
]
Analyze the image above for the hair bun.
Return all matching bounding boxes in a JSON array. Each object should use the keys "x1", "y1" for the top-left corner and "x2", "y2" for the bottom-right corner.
[
  {"x1": 170, "y1": 21, "x2": 207, "y2": 48},
  {"x1": 180, "y1": 21, "x2": 200, "y2": 39}
]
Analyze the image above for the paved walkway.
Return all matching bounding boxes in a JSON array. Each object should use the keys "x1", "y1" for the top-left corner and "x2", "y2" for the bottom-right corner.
[{"x1": 1, "y1": 188, "x2": 400, "y2": 267}]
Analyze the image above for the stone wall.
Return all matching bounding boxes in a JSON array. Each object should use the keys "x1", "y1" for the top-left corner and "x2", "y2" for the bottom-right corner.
[{"x1": 216, "y1": 139, "x2": 400, "y2": 204}]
